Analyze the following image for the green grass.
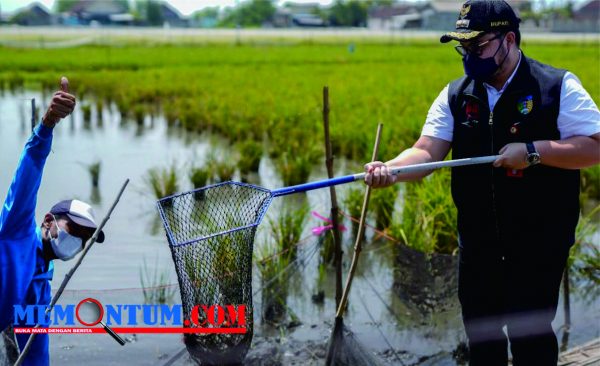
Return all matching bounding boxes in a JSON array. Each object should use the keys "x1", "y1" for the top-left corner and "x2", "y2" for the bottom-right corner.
[
  {"x1": 140, "y1": 257, "x2": 176, "y2": 304},
  {"x1": 189, "y1": 166, "x2": 210, "y2": 189},
  {"x1": 146, "y1": 165, "x2": 179, "y2": 199},
  {"x1": 390, "y1": 169, "x2": 458, "y2": 254},
  {"x1": 237, "y1": 140, "x2": 263, "y2": 175},
  {"x1": 371, "y1": 185, "x2": 399, "y2": 230},
  {"x1": 1, "y1": 41, "x2": 596, "y2": 163}
]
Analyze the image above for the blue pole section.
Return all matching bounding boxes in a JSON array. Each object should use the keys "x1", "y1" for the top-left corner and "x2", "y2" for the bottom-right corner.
[{"x1": 272, "y1": 174, "x2": 360, "y2": 197}]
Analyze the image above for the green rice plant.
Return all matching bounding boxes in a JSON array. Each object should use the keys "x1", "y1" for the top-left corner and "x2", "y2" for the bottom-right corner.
[
  {"x1": 189, "y1": 166, "x2": 210, "y2": 189},
  {"x1": 139, "y1": 257, "x2": 176, "y2": 304},
  {"x1": 206, "y1": 152, "x2": 237, "y2": 183},
  {"x1": 87, "y1": 160, "x2": 101, "y2": 188},
  {"x1": 581, "y1": 165, "x2": 600, "y2": 201},
  {"x1": 390, "y1": 169, "x2": 458, "y2": 254},
  {"x1": 95, "y1": 99, "x2": 104, "y2": 121},
  {"x1": 275, "y1": 149, "x2": 320, "y2": 187},
  {"x1": 182, "y1": 249, "x2": 209, "y2": 305},
  {"x1": 371, "y1": 185, "x2": 399, "y2": 230},
  {"x1": 568, "y1": 204, "x2": 600, "y2": 300},
  {"x1": 267, "y1": 202, "x2": 309, "y2": 258},
  {"x1": 146, "y1": 165, "x2": 179, "y2": 199},
  {"x1": 343, "y1": 187, "x2": 364, "y2": 219},
  {"x1": 312, "y1": 261, "x2": 326, "y2": 304},
  {"x1": 343, "y1": 186, "x2": 365, "y2": 236},
  {"x1": 81, "y1": 103, "x2": 92, "y2": 122},
  {"x1": 237, "y1": 140, "x2": 263, "y2": 175},
  {"x1": 0, "y1": 40, "x2": 597, "y2": 167},
  {"x1": 256, "y1": 238, "x2": 291, "y2": 325},
  {"x1": 319, "y1": 228, "x2": 336, "y2": 265},
  {"x1": 133, "y1": 104, "x2": 146, "y2": 125}
]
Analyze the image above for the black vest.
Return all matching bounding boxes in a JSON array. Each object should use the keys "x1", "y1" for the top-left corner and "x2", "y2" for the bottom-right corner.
[{"x1": 448, "y1": 55, "x2": 580, "y2": 252}]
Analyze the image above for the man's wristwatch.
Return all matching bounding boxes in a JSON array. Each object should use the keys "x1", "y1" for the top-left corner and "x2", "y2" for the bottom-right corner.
[{"x1": 526, "y1": 142, "x2": 541, "y2": 166}]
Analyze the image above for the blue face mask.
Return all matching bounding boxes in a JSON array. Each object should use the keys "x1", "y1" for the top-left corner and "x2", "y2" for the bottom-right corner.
[
  {"x1": 49, "y1": 216, "x2": 83, "y2": 261},
  {"x1": 462, "y1": 35, "x2": 509, "y2": 81}
]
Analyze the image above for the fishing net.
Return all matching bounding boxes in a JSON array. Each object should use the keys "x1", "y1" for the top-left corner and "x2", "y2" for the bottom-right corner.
[
  {"x1": 326, "y1": 318, "x2": 383, "y2": 366},
  {"x1": 157, "y1": 182, "x2": 273, "y2": 365}
]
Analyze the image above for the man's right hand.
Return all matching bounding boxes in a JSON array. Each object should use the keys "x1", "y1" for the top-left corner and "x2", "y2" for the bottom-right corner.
[
  {"x1": 364, "y1": 161, "x2": 397, "y2": 188},
  {"x1": 42, "y1": 77, "x2": 76, "y2": 128}
]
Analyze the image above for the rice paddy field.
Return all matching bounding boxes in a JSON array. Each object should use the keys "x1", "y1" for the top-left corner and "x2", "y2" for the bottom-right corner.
[
  {"x1": 1, "y1": 31, "x2": 598, "y2": 164},
  {"x1": 0, "y1": 29, "x2": 598, "y2": 365}
]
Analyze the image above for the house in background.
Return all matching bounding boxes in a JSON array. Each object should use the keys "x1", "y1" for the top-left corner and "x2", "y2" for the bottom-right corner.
[
  {"x1": 572, "y1": 0, "x2": 600, "y2": 32},
  {"x1": 67, "y1": 0, "x2": 130, "y2": 26},
  {"x1": 368, "y1": 4, "x2": 422, "y2": 30},
  {"x1": 274, "y1": 2, "x2": 326, "y2": 27},
  {"x1": 549, "y1": 0, "x2": 599, "y2": 33},
  {"x1": 420, "y1": 1, "x2": 459, "y2": 31},
  {"x1": 9, "y1": 2, "x2": 53, "y2": 26},
  {"x1": 159, "y1": 2, "x2": 188, "y2": 28}
]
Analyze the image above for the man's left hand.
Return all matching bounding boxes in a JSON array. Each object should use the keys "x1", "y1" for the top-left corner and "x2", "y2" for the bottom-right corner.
[{"x1": 494, "y1": 142, "x2": 530, "y2": 169}]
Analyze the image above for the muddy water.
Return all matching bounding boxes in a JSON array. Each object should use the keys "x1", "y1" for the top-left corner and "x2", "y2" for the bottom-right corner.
[{"x1": 0, "y1": 92, "x2": 598, "y2": 365}]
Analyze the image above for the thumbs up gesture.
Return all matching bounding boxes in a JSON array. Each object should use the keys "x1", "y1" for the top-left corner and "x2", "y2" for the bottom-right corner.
[{"x1": 42, "y1": 76, "x2": 76, "y2": 128}]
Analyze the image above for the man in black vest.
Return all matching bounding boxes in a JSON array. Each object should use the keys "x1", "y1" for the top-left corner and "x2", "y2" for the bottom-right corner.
[{"x1": 364, "y1": 1, "x2": 600, "y2": 365}]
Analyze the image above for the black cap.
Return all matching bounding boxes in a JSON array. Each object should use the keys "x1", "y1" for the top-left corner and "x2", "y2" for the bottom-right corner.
[
  {"x1": 50, "y1": 199, "x2": 105, "y2": 243},
  {"x1": 440, "y1": 0, "x2": 520, "y2": 43}
]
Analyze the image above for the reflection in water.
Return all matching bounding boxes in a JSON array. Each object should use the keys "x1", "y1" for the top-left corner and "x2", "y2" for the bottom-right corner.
[
  {"x1": 90, "y1": 186, "x2": 101, "y2": 205},
  {"x1": 393, "y1": 244, "x2": 459, "y2": 316}
]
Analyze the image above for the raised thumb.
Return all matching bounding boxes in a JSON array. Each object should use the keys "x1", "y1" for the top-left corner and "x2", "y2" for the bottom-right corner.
[{"x1": 60, "y1": 76, "x2": 69, "y2": 93}]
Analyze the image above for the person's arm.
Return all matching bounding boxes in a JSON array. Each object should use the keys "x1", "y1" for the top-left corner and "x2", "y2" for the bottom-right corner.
[
  {"x1": 0, "y1": 124, "x2": 53, "y2": 239},
  {"x1": 494, "y1": 72, "x2": 600, "y2": 170},
  {"x1": 0, "y1": 78, "x2": 75, "y2": 239},
  {"x1": 365, "y1": 85, "x2": 453, "y2": 187}
]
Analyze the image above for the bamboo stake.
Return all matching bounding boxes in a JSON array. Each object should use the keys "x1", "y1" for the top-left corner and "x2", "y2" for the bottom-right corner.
[
  {"x1": 322, "y1": 86, "x2": 343, "y2": 307},
  {"x1": 335, "y1": 123, "x2": 383, "y2": 317}
]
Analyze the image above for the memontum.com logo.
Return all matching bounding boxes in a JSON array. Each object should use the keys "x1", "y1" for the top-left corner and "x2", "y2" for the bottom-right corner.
[{"x1": 13, "y1": 298, "x2": 247, "y2": 335}]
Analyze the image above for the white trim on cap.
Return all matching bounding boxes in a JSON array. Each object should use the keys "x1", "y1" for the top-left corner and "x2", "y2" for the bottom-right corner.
[{"x1": 69, "y1": 199, "x2": 98, "y2": 226}]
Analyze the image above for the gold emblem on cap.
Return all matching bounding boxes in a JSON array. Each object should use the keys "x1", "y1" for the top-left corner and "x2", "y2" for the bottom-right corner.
[
  {"x1": 460, "y1": 4, "x2": 471, "y2": 18},
  {"x1": 445, "y1": 30, "x2": 483, "y2": 40}
]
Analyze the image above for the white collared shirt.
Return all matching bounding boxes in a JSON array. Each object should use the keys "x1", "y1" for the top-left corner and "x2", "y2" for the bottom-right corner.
[{"x1": 422, "y1": 53, "x2": 600, "y2": 142}]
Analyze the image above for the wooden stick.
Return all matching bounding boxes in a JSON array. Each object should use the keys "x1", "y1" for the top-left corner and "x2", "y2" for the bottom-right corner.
[
  {"x1": 322, "y1": 86, "x2": 343, "y2": 307},
  {"x1": 335, "y1": 123, "x2": 383, "y2": 318}
]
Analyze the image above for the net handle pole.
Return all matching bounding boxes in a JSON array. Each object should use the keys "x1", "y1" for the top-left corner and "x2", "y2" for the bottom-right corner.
[
  {"x1": 335, "y1": 123, "x2": 382, "y2": 318},
  {"x1": 15, "y1": 179, "x2": 130, "y2": 366},
  {"x1": 271, "y1": 155, "x2": 499, "y2": 197}
]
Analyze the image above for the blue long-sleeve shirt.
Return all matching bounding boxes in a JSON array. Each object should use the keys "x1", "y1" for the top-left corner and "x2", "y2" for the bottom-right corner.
[{"x1": 0, "y1": 123, "x2": 54, "y2": 365}]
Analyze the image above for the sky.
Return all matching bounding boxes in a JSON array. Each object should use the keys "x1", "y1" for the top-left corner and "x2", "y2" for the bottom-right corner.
[{"x1": 0, "y1": 0, "x2": 591, "y2": 15}]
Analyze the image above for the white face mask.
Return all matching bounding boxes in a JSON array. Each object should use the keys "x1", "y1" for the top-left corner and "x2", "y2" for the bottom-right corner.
[{"x1": 49, "y1": 216, "x2": 83, "y2": 261}]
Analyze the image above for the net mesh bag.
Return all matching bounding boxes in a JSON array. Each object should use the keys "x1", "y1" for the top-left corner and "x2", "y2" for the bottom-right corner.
[{"x1": 157, "y1": 182, "x2": 273, "y2": 365}]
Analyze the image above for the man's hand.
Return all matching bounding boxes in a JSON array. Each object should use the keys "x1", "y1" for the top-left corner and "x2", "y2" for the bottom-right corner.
[
  {"x1": 493, "y1": 142, "x2": 529, "y2": 169},
  {"x1": 42, "y1": 77, "x2": 76, "y2": 128},
  {"x1": 364, "y1": 161, "x2": 397, "y2": 188}
]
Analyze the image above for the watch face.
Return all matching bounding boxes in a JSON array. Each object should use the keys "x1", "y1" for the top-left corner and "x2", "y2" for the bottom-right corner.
[{"x1": 528, "y1": 153, "x2": 540, "y2": 165}]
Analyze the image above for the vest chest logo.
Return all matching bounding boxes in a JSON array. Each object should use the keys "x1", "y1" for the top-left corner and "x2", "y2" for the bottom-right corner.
[
  {"x1": 463, "y1": 100, "x2": 479, "y2": 127},
  {"x1": 510, "y1": 122, "x2": 521, "y2": 135},
  {"x1": 517, "y1": 95, "x2": 533, "y2": 115}
]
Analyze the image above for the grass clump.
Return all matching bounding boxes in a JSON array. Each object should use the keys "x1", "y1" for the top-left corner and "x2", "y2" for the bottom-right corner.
[
  {"x1": 237, "y1": 140, "x2": 263, "y2": 175},
  {"x1": 140, "y1": 257, "x2": 176, "y2": 304},
  {"x1": 147, "y1": 165, "x2": 179, "y2": 199},
  {"x1": 390, "y1": 169, "x2": 457, "y2": 254}
]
